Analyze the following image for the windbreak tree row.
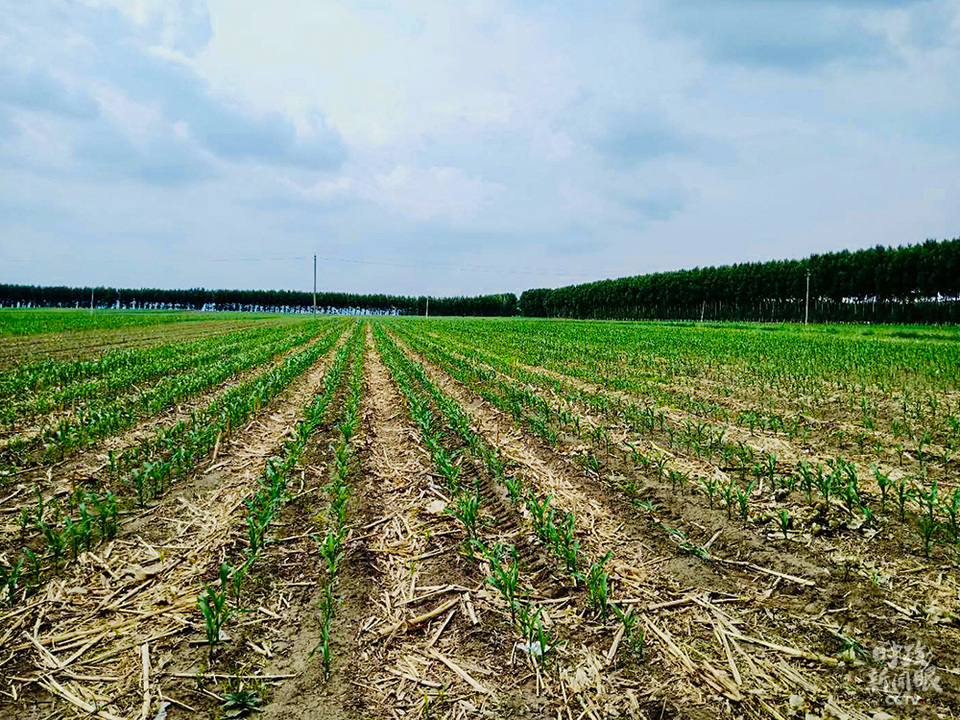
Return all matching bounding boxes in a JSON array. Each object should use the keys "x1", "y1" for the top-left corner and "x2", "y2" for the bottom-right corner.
[
  {"x1": 0, "y1": 285, "x2": 518, "y2": 317},
  {"x1": 520, "y1": 237, "x2": 960, "y2": 323}
]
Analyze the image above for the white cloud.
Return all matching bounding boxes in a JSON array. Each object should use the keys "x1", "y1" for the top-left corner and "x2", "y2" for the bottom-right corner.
[
  {"x1": 197, "y1": 0, "x2": 571, "y2": 148},
  {"x1": 370, "y1": 165, "x2": 503, "y2": 224}
]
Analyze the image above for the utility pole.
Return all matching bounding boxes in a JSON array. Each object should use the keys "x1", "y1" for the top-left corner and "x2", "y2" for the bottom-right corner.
[
  {"x1": 804, "y1": 270, "x2": 811, "y2": 325},
  {"x1": 425, "y1": 297, "x2": 429, "y2": 318},
  {"x1": 313, "y1": 254, "x2": 317, "y2": 316},
  {"x1": 89, "y1": 288, "x2": 94, "y2": 315}
]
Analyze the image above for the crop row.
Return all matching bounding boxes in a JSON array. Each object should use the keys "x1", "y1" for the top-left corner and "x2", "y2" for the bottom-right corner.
[
  {"x1": 417, "y1": 319, "x2": 960, "y2": 468},
  {"x1": 382, "y1": 325, "x2": 960, "y2": 717},
  {"x1": 0, "y1": 308, "x2": 227, "y2": 338},
  {"x1": 392, "y1": 323, "x2": 960, "y2": 567},
  {"x1": 0, "y1": 323, "x2": 350, "y2": 606},
  {"x1": 197, "y1": 323, "x2": 362, "y2": 654},
  {"x1": 374, "y1": 328, "x2": 640, "y2": 666},
  {"x1": 0, "y1": 322, "x2": 300, "y2": 427},
  {"x1": 314, "y1": 328, "x2": 364, "y2": 672},
  {"x1": 0, "y1": 321, "x2": 335, "y2": 473}
]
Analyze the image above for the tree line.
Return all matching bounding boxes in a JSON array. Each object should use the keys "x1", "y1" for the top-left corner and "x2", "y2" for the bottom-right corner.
[
  {"x1": 5, "y1": 238, "x2": 960, "y2": 323},
  {"x1": 519, "y1": 238, "x2": 960, "y2": 323},
  {"x1": 0, "y1": 285, "x2": 518, "y2": 317}
]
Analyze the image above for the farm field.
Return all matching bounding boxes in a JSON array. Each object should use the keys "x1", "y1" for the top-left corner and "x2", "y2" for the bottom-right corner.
[
  {"x1": 0, "y1": 315, "x2": 958, "y2": 720},
  {"x1": 0, "y1": 309, "x2": 277, "y2": 338},
  {"x1": 0, "y1": 310, "x2": 302, "y2": 367}
]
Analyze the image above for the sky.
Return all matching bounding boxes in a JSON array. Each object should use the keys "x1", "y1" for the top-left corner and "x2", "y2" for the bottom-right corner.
[{"x1": 1, "y1": 0, "x2": 959, "y2": 297}]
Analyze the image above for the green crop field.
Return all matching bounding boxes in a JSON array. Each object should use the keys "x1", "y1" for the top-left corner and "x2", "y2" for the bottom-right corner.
[
  {"x1": 0, "y1": 315, "x2": 957, "y2": 719},
  {"x1": 0, "y1": 308, "x2": 238, "y2": 336}
]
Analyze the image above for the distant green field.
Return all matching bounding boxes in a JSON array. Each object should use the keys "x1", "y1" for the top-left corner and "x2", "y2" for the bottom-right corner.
[{"x1": 0, "y1": 309, "x2": 282, "y2": 337}]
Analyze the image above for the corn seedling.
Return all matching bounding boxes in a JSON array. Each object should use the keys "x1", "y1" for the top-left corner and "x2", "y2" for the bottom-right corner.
[
  {"x1": 503, "y1": 474, "x2": 523, "y2": 504},
  {"x1": 327, "y1": 481, "x2": 350, "y2": 526},
  {"x1": 316, "y1": 527, "x2": 347, "y2": 578},
  {"x1": 222, "y1": 561, "x2": 249, "y2": 609},
  {"x1": 701, "y1": 476, "x2": 718, "y2": 509},
  {"x1": 668, "y1": 469, "x2": 686, "y2": 493},
  {"x1": 916, "y1": 480, "x2": 939, "y2": 527},
  {"x1": 18, "y1": 507, "x2": 31, "y2": 537},
  {"x1": 220, "y1": 690, "x2": 261, "y2": 718},
  {"x1": 659, "y1": 522, "x2": 711, "y2": 560},
  {"x1": 916, "y1": 481, "x2": 941, "y2": 557},
  {"x1": 654, "y1": 454, "x2": 668, "y2": 481},
  {"x1": 23, "y1": 549, "x2": 41, "y2": 590},
  {"x1": 579, "y1": 451, "x2": 600, "y2": 473},
  {"x1": 33, "y1": 485, "x2": 44, "y2": 523},
  {"x1": 778, "y1": 509, "x2": 791, "y2": 540},
  {"x1": 320, "y1": 582, "x2": 337, "y2": 622},
  {"x1": 585, "y1": 552, "x2": 612, "y2": 617},
  {"x1": 0, "y1": 557, "x2": 22, "y2": 606},
  {"x1": 874, "y1": 466, "x2": 890, "y2": 512},
  {"x1": 895, "y1": 477, "x2": 912, "y2": 522},
  {"x1": 246, "y1": 514, "x2": 267, "y2": 555},
  {"x1": 526, "y1": 491, "x2": 552, "y2": 536},
  {"x1": 41, "y1": 521, "x2": 66, "y2": 566},
  {"x1": 451, "y1": 486, "x2": 482, "y2": 540},
  {"x1": 736, "y1": 481, "x2": 754, "y2": 522},
  {"x1": 485, "y1": 543, "x2": 521, "y2": 621},
  {"x1": 843, "y1": 478, "x2": 862, "y2": 518},
  {"x1": 315, "y1": 583, "x2": 337, "y2": 674},
  {"x1": 721, "y1": 480, "x2": 737, "y2": 519},
  {"x1": 517, "y1": 604, "x2": 555, "y2": 666},
  {"x1": 814, "y1": 464, "x2": 835, "y2": 506},
  {"x1": 612, "y1": 605, "x2": 645, "y2": 660},
  {"x1": 198, "y1": 583, "x2": 231, "y2": 648},
  {"x1": 552, "y1": 510, "x2": 580, "y2": 576},
  {"x1": 633, "y1": 498, "x2": 658, "y2": 512}
]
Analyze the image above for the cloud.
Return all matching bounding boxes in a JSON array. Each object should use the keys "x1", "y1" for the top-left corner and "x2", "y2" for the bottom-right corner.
[
  {"x1": 0, "y1": 109, "x2": 15, "y2": 138},
  {"x1": 370, "y1": 165, "x2": 503, "y2": 224},
  {"x1": 645, "y1": 0, "x2": 929, "y2": 71},
  {"x1": 593, "y1": 114, "x2": 715, "y2": 167},
  {"x1": 2, "y1": 0, "x2": 959, "y2": 297},
  {"x1": 91, "y1": 45, "x2": 346, "y2": 171},
  {"x1": 905, "y1": 1, "x2": 960, "y2": 49},
  {"x1": 265, "y1": 163, "x2": 504, "y2": 225},
  {"x1": 72, "y1": 121, "x2": 215, "y2": 186},
  {"x1": 0, "y1": 64, "x2": 100, "y2": 119},
  {"x1": 620, "y1": 187, "x2": 690, "y2": 222},
  {"x1": 76, "y1": 0, "x2": 213, "y2": 55},
  {"x1": 0, "y1": 2, "x2": 345, "y2": 177},
  {"x1": 552, "y1": 93, "x2": 731, "y2": 170}
]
